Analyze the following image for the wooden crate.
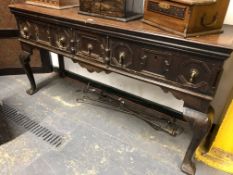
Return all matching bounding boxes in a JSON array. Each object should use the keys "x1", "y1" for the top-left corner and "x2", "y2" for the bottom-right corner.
[
  {"x1": 143, "y1": 0, "x2": 230, "y2": 37},
  {"x1": 26, "y1": 0, "x2": 79, "y2": 9}
]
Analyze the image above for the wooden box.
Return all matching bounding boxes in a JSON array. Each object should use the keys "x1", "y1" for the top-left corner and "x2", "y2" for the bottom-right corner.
[
  {"x1": 79, "y1": 0, "x2": 143, "y2": 22},
  {"x1": 143, "y1": 0, "x2": 230, "y2": 37},
  {"x1": 26, "y1": 0, "x2": 79, "y2": 9}
]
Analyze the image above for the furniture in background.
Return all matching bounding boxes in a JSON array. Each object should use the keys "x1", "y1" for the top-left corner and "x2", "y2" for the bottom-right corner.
[{"x1": 144, "y1": 0, "x2": 230, "y2": 37}]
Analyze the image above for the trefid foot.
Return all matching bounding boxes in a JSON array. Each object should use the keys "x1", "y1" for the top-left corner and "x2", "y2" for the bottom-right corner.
[
  {"x1": 181, "y1": 160, "x2": 196, "y2": 175},
  {"x1": 26, "y1": 88, "x2": 37, "y2": 95}
]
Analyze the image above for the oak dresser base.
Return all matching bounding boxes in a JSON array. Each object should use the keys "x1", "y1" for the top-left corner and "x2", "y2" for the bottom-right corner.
[{"x1": 9, "y1": 3, "x2": 233, "y2": 175}]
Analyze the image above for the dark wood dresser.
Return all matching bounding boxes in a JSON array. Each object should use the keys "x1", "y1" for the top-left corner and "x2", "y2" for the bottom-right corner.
[{"x1": 9, "y1": 3, "x2": 233, "y2": 175}]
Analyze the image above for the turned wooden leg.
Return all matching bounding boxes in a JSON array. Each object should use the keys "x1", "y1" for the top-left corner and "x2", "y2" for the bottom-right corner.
[
  {"x1": 58, "y1": 54, "x2": 65, "y2": 77},
  {"x1": 19, "y1": 51, "x2": 37, "y2": 95},
  {"x1": 181, "y1": 107, "x2": 211, "y2": 175}
]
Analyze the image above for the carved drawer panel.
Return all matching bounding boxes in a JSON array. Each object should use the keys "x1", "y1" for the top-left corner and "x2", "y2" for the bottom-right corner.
[
  {"x1": 172, "y1": 55, "x2": 222, "y2": 95},
  {"x1": 109, "y1": 38, "x2": 139, "y2": 71},
  {"x1": 18, "y1": 19, "x2": 51, "y2": 46},
  {"x1": 135, "y1": 44, "x2": 221, "y2": 95},
  {"x1": 33, "y1": 22, "x2": 51, "y2": 45},
  {"x1": 19, "y1": 20, "x2": 36, "y2": 40},
  {"x1": 50, "y1": 26, "x2": 74, "y2": 53},
  {"x1": 137, "y1": 47, "x2": 173, "y2": 78},
  {"x1": 75, "y1": 31, "x2": 106, "y2": 63}
]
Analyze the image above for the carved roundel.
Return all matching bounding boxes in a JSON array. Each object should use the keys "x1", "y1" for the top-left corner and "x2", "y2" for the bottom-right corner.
[
  {"x1": 19, "y1": 21, "x2": 33, "y2": 40},
  {"x1": 55, "y1": 28, "x2": 71, "y2": 51},
  {"x1": 110, "y1": 42, "x2": 133, "y2": 68},
  {"x1": 177, "y1": 59, "x2": 212, "y2": 90}
]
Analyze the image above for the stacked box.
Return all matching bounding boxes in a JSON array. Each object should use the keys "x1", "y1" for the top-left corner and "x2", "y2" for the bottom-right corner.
[
  {"x1": 143, "y1": 0, "x2": 230, "y2": 37},
  {"x1": 26, "y1": 0, "x2": 79, "y2": 9},
  {"x1": 79, "y1": 0, "x2": 143, "y2": 22}
]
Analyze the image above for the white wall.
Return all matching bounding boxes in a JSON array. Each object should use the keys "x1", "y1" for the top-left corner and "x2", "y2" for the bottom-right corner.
[
  {"x1": 224, "y1": 0, "x2": 233, "y2": 25},
  {"x1": 51, "y1": 3, "x2": 233, "y2": 122}
]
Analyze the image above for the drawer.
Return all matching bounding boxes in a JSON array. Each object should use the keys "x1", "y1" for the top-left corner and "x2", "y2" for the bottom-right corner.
[
  {"x1": 33, "y1": 22, "x2": 51, "y2": 45},
  {"x1": 109, "y1": 37, "x2": 221, "y2": 95},
  {"x1": 109, "y1": 38, "x2": 139, "y2": 70},
  {"x1": 19, "y1": 19, "x2": 75, "y2": 53},
  {"x1": 19, "y1": 19, "x2": 36, "y2": 41},
  {"x1": 136, "y1": 44, "x2": 221, "y2": 95},
  {"x1": 137, "y1": 47, "x2": 173, "y2": 78},
  {"x1": 18, "y1": 19, "x2": 51, "y2": 46},
  {"x1": 109, "y1": 38, "x2": 173, "y2": 77},
  {"x1": 76, "y1": 31, "x2": 107, "y2": 63},
  {"x1": 50, "y1": 26, "x2": 74, "y2": 53},
  {"x1": 173, "y1": 56, "x2": 222, "y2": 95}
]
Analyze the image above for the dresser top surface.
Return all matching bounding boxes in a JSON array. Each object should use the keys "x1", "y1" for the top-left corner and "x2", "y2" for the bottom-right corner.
[{"x1": 9, "y1": 3, "x2": 233, "y2": 50}]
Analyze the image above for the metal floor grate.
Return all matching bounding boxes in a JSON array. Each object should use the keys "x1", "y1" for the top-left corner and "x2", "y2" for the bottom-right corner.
[{"x1": 0, "y1": 104, "x2": 63, "y2": 147}]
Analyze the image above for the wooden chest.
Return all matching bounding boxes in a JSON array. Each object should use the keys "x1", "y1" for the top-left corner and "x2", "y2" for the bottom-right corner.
[
  {"x1": 79, "y1": 0, "x2": 143, "y2": 21},
  {"x1": 143, "y1": 0, "x2": 230, "y2": 37},
  {"x1": 26, "y1": 0, "x2": 79, "y2": 9}
]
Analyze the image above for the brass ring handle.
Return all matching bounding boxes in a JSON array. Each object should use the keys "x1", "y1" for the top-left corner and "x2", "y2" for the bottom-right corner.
[
  {"x1": 87, "y1": 43, "x2": 93, "y2": 54},
  {"x1": 141, "y1": 55, "x2": 147, "y2": 60},
  {"x1": 119, "y1": 51, "x2": 126, "y2": 65},
  {"x1": 201, "y1": 13, "x2": 218, "y2": 28},
  {"x1": 21, "y1": 26, "x2": 30, "y2": 39},
  {"x1": 140, "y1": 55, "x2": 147, "y2": 66},
  {"x1": 57, "y1": 36, "x2": 66, "y2": 49},
  {"x1": 189, "y1": 69, "x2": 199, "y2": 83},
  {"x1": 164, "y1": 59, "x2": 170, "y2": 66}
]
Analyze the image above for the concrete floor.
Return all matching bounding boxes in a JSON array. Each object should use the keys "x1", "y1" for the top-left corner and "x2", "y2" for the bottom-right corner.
[{"x1": 0, "y1": 73, "x2": 230, "y2": 175}]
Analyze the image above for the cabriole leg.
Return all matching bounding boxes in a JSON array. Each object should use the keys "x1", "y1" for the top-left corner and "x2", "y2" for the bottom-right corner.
[
  {"x1": 181, "y1": 107, "x2": 211, "y2": 175},
  {"x1": 19, "y1": 51, "x2": 37, "y2": 95}
]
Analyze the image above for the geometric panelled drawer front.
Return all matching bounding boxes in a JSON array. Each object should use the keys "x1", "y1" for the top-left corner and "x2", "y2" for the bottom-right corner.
[
  {"x1": 110, "y1": 38, "x2": 139, "y2": 71},
  {"x1": 19, "y1": 19, "x2": 34, "y2": 40},
  {"x1": 18, "y1": 18, "x2": 222, "y2": 96},
  {"x1": 137, "y1": 46, "x2": 173, "y2": 79},
  {"x1": 50, "y1": 26, "x2": 73, "y2": 53},
  {"x1": 34, "y1": 21, "x2": 50, "y2": 45},
  {"x1": 76, "y1": 30, "x2": 107, "y2": 63},
  {"x1": 174, "y1": 54, "x2": 223, "y2": 95}
]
